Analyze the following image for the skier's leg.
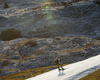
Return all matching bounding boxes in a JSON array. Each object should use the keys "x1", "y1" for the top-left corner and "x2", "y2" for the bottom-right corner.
[
  {"x1": 58, "y1": 63, "x2": 61, "y2": 71},
  {"x1": 60, "y1": 63, "x2": 64, "y2": 70},
  {"x1": 57, "y1": 63, "x2": 59, "y2": 69}
]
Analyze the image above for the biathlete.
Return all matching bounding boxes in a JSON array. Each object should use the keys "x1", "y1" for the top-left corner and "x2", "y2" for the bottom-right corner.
[{"x1": 55, "y1": 56, "x2": 64, "y2": 71}]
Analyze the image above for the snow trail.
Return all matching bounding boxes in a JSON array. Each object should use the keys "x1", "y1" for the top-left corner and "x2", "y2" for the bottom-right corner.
[{"x1": 26, "y1": 54, "x2": 100, "y2": 80}]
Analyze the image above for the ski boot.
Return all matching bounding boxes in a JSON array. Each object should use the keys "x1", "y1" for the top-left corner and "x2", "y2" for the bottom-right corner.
[{"x1": 59, "y1": 69, "x2": 61, "y2": 71}]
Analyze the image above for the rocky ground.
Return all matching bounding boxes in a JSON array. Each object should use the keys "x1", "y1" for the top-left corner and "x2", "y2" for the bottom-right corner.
[
  {"x1": 0, "y1": 0, "x2": 100, "y2": 39},
  {"x1": 0, "y1": 0, "x2": 100, "y2": 78},
  {"x1": 0, "y1": 36, "x2": 100, "y2": 77}
]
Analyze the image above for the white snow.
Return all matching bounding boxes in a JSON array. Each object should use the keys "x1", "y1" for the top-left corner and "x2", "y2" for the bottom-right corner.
[{"x1": 26, "y1": 54, "x2": 100, "y2": 80}]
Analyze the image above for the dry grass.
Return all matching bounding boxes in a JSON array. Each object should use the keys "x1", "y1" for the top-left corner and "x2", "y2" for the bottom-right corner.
[
  {"x1": 1, "y1": 59, "x2": 11, "y2": 67},
  {"x1": 24, "y1": 40, "x2": 38, "y2": 47},
  {"x1": 0, "y1": 64, "x2": 67, "y2": 80},
  {"x1": 0, "y1": 39, "x2": 38, "y2": 60},
  {"x1": 53, "y1": 43, "x2": 97, "y2": 55},
  {"x1": 0, "y1": 40, "x2": 27, "y2": 61},
  {"x1": 0, "y1": 59, "x2": 18, "y2": 67},
  {"x1": 14, "y1": 37, "x2": 100, "y2": 66},
  {"x1": 1, "y1": 68, "x2": 19, "y2": 73},
  {"x1": 18, "y1": 45, "x2": 48, "y2": 65},
  {"x1": 4, "y1": 3, "x2": 9, "y2": 8},
  {"x1": 0, "y1": 28, "x2": 22, "y2": 41},
  {"x1": 80, "y1": 69, "x2": 100, "y2": 80},
  {"x1": 0, "y1": 37, "x2": 100, "y2": 80}
]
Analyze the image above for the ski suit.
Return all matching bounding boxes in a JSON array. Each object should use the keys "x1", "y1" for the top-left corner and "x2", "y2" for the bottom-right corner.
[{"x1": 55, "y1": 56, "x2": 64, "y2": 71}]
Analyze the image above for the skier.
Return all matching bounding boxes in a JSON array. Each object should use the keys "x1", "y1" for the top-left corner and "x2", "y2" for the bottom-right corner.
[{"x1": 55, "y1": 56, "x2": 64, "y2": 71}]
